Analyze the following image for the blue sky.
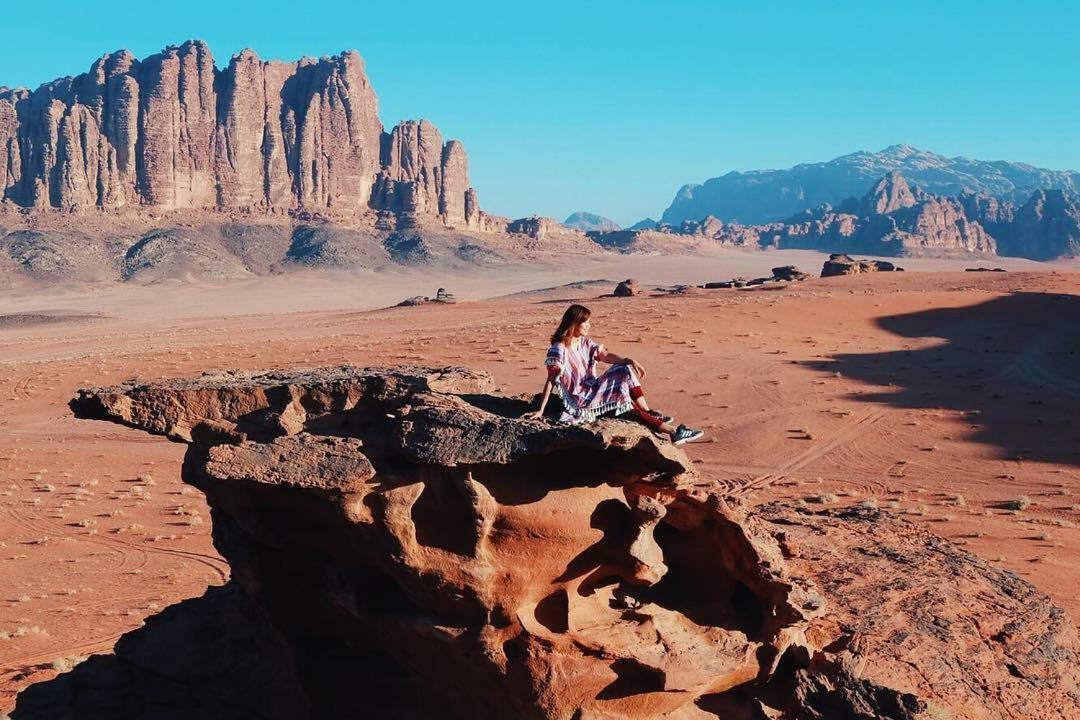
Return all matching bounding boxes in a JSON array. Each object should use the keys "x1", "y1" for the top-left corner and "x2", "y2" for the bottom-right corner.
[{"x1": 1, "y1": 1, "x2": 1077, "y2": 225}]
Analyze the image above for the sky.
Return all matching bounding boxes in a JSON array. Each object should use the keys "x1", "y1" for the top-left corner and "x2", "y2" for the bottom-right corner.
[{"x1": 1, "y1": 1, "x2": 1077, "y2": 225}]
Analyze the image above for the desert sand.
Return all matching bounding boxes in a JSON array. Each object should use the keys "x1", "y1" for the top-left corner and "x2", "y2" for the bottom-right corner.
[{"x1": 1, "y1": 250, "x2": 1078, "y2": 711}]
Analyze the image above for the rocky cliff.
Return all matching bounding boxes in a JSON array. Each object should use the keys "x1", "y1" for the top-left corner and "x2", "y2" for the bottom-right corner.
[
  {"x1": 1000, "y1": 189, "x2": 1080, "y2": 260},
  {"x1": 22, "y1": 365, "x2": 1079, "y2": 719},
  {"x1": 599, "y1": 172, "x2": 1009, "y2": 258},
  {"x1": 662, "y1": 143, "x2": 1080, "y2": 226},
  {"x1": 0, "y1": 41, "x2": 475, "y2": 227}
]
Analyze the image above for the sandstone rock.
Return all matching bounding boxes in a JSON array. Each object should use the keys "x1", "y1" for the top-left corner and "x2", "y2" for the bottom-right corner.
[
  {"x1": 1003, "y1": 189, "x2": 1080, "y2": 260},
  {"x1": 0, "y1": 41, "x2": 475, "y2": 226},
  {"x1": 373, "y1": 120, "x2": 444, "y2": 215},
  {"x1": 821, "y1": 253, "x2": 904, "y2": 277},
  {"x1": 859, "y1": 171, "x2": 924, "y2": 215},
  {"x1": 958, "y1": 190, "x2": 1016, "y2": 239},
  {"x1": 138, "y1": 41, "x2": 217, "y2": 208},
  {"x1": 397, "y1": 288, "x2": 456, "y2": 307},
  {"x1": 614, "y1": 278, "x2": 640, "y2": 296},
  {"x1": 52, "y1": 365, "x2": 1080, "y2": 719},
  {"x1": 440, "y1": 140, "x2": 470, "y2": 226},
  {"x1": 884, "y1": 194, "x2": 996, "y2": 256},
  {"x1": 464, "y1": 187, "x2": 480, "y2": 229},
  {"x1": 660, "y1": 143, "x2": 1080, "y2": 226},
  {"x1": 771, "y1": 265, "x2": 809, "y2": 282},
  {"x1": 507, "y1": 215, "x2": 569, "y2": 241}
]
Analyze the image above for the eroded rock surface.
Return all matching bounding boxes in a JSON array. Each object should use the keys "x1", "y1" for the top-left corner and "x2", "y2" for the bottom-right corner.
[
  {"x1": 821, "y1": 253, "x2": 903, "y2": 277},
  {"x1": 0, "y1": 41, "x2": 476, "y2": 227},
  {"x1": 30, "y1": 366, "x2": 1080, "y2": 719}
]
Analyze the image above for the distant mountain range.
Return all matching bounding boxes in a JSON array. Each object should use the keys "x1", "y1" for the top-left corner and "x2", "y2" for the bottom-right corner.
[
  {"x1": 661, "y1": 144, "x2": 1080, "y2": 225},
  {"x1": 562, "y1": 212, "x2": 620, "y2": 232},
  {"x1": 594, "y1": 171, "x2": 1080, "y2": 261}
]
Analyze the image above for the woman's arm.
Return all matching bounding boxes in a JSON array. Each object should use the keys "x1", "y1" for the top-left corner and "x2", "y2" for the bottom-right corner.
[
  {"x1": 596, "y1": 349, "x2": 647, "y2": 379},
  {"x1": 523, "y1": 378, "x2": 556, "y2": 419}
]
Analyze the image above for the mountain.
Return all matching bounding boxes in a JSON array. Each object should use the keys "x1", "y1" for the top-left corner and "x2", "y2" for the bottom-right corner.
[
  {"x1": 602, "y1": 171, "x2": 1080, "y2": 260},
  {"x1": 0, "y1": 40, "x2": 478, "y2": 226},
  {"x1": 662, "y1": 144, "x2": 1080, "y2": 225},
  {"x1": 0, "y1": 41, "x2": 609, "y2": 285},
  {"x1": 562, "y1": 211, "x2": 620, "y2": 231},
  {"x1": 627, "y1": 218, "x2": 658, "y2": 231},
  {"x1": 772, "y1": 171, "x2": 995, "y2": 257},
  {"x1": 1003, "y1": 189, "x2": 1080, "y2": 260}
]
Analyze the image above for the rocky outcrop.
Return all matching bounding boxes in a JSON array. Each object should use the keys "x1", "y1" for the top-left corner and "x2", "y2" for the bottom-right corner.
[
  {"x1": 44, "y1": 365, "x2": 1080, "y2": 719},
  {"x1": 958, "y1": 190, "x2": 1016, "y2": 238},
  {"x1": 1002, "y1": 189, "x2": 1080, "y2": 260},
  {"x1": 613, "y1": 278, "x2": 640, "y2": 296},
  {"x1": 0, "y1": 41, "x2": 478, "y2": 226},
  {"x1": 589, "y1": 173, "x2": 997, "y2": 258},
  {"x1": 821, "y1": 253, "x2": 903, "y2": 277},
  {"x1": 859, "y1": 171, "x2": 924, "y2": 215},
  {"x1": 371, "y1": 120, "x2": 469, "y2": 223},
  {"x1": 506, "y1": 215, "x2": 586, "y2": 242},
  {"x1": 662, "y1": 143, "x2": 1080, "y2": 225},
  {"x1": 779, "y1": 176, "x2": 996, "y2": 257}
]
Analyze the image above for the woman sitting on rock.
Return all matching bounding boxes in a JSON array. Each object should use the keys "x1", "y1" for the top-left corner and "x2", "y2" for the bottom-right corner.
[{"x1": 524, "y1": 303, "x2": 704, "y2": 445}]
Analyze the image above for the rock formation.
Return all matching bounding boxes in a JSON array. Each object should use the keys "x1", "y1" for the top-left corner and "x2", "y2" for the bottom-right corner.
[
  {"x1": 821, "y1": 253, "x2": 903, "y2": 277},
  {"x1": 778, "y1": 174, "x2": 996, "y2": 257},
  {"x1": 1001, "y1": 189, "x2": 1080, "y2": 260},
  {"x1": 593, "y1": 173, "x2": 999, "y2": 258},
  {"x1": 858, "y1": 171, "x2": 923, "y2": 215},
  {"x1": 0, "y1": 41, "x2": 477, "y2": 226},
  {"x1": 29, "y1": 365, "x2": 1080, "y2": 719},
  {"x1": 661, "y1": 143, "x2": 1080, "y2": 226}
]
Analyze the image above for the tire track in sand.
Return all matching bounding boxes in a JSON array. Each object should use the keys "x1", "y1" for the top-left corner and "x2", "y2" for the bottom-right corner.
[{"x1": 733, "y1": 409, "x2": 889, "y2": 497}]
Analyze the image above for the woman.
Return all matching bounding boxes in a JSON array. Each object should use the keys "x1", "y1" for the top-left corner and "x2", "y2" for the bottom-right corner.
[{"x1": 524, "y1": 304, "x2": 705, "y2": 445}]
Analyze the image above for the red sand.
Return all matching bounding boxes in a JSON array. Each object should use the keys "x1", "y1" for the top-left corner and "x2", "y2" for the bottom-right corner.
[{"x1": 1, "y1": 260, "x2": 1077, "y2": 709}]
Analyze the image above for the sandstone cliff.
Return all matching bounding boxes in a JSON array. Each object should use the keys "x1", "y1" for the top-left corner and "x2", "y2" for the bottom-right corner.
[
  {"x1": 662, "y1": 143, "x2": 1080, "y2": 226},
  {"x1": 595, "y1": 173, "x2": 998, "y2": 258},
  {"x1": 1000, "y1": 189, "x2": 1080, "y2": 260},
  {"x1": 26, "y1": 365, "x2": 1079, "y2": 719},
  {"x1": 0, "y1": 41, "x2": 475, "y2": 227}
]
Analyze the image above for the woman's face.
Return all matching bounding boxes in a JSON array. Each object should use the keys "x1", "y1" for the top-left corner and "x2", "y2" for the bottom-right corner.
[{"x1": 574, "y1": 318, "x2": 591, "y2": 338}]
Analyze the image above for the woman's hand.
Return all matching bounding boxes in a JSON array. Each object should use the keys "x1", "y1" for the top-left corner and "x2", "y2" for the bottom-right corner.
[
  {"x1": 522, "y1": 409, "x2": 544, "y2": 420},
  {"x1": 626, "y1": 358, "x2": 647, "y2": 380}
]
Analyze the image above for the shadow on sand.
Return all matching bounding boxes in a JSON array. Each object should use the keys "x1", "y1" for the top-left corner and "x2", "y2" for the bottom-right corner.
[
  {"x1": 803, "y1": 291, "x2": 1080, "y2": 468},
  {"x1": 11, "y1": 584, "x2": 427, "y2": 720}
]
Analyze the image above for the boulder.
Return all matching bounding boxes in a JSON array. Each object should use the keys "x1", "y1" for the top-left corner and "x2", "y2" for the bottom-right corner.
[
  {"x1": 771, "y1": 265, "x2": 809, "y2": 282},
  {"x1": 614, "y1": 278, "x2": 640, "y2": 296},
  {"x1": 821, "y1": 253, "x2": 904, "y2": 277}
]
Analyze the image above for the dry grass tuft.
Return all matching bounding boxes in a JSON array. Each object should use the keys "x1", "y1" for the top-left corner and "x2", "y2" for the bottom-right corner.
[{"x1": 806, "y1": 493, "x2": 837, "y2": 504}]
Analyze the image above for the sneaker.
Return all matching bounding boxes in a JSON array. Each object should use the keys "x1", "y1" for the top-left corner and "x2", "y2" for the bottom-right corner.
[
  {"x1": 646, "y1": 409, "x2": 673, "y2": 424},
  {"x1": 670, "y1": 424, "x2": 704, "y2": 445}
]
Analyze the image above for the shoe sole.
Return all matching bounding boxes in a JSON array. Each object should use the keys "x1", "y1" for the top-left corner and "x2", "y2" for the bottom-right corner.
[{"x1": 673, "y1": 432, "x2": 705, "y2": 446}]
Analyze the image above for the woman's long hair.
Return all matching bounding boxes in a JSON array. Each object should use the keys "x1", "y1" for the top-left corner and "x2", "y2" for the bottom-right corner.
[{"x1": 551, "y1": 304, "x2": 591, "y2": 345}]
